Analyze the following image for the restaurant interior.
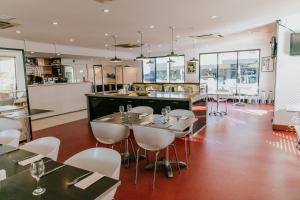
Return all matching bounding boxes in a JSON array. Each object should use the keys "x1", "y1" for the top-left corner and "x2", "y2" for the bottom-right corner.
[{"x1": 1, "y1": 0, "x2": 300, "y2": 199}]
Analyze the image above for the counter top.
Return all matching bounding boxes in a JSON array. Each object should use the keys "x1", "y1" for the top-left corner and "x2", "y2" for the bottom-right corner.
[
  {"x1": 86, "y1": 91, "x2": 207, "y2": 102},
  {"x1": 28, "y1": 82, "x2": 91, "y2": 87}
]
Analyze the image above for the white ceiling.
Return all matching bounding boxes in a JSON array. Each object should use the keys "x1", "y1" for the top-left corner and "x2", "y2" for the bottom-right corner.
[{"x1": 0, "y1": 0, "x2": 299, "y2": 54}]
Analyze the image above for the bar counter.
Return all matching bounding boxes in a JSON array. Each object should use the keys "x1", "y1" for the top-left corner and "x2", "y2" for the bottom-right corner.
[{"x1": 86, "y1": 91, "x2": 207, "y2": 132}]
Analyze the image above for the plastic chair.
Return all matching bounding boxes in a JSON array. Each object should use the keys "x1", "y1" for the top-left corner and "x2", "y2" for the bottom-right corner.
[
  {"x1": 90, "y1": 122, "x2": 134, "y2": 167},
  {"x1": 0, "y1": 118, "x2": 22, "y2": 131},
  {"x1": 0, "y1": 129, "x2": 21, "y2": 148},
  {"x1": 20, "y1": 137, "x2": 60, "y2": 161},
  {"x1": 169, "y1": 109, "x2": 195, "y2": 166},
  {"x1": 64, "y1": 147, "x2": 121, "y2": 200},
  {"x1": 130, "y1": 106, "x2": 153, "y2": 115},
  {"x1": 132, "y1": 125, "x2": 179, "y2": 190}
]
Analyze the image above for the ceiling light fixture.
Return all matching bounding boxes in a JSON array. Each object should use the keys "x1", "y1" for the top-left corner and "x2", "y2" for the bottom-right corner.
[
  {"x1": 110, "y1": 35, "x2": 122, "y2": 62},
  {"x1": 211, "y1": 15, "x2": 218, "y2": 19},
  {"x1": 105, "y1": 44, "x2": 109, "y2": 47},
  {"x1": 189, "y1": 39, "x2": 199, "y2": 63},
  {"x1": 136, "y1": 31, "x2": 147, "y2": 60},
  {"x1": 104, "y1": 33, "x2": 109, "y2": 36},
  {"x1": 16, "y1": 30, "x2": 21, "y2": 34},
  {"x1": 103, "y1": 9, "x2": 110, "y2": 13},
  {"x1": 149, "y1": 25, "x2": 155, "y2": 29},
  {"x1": 69, "y1": 38, "x2": 74, "y2": 42},
  {"x1": 166, "y1": 26, "x2": 178, "y2": 58},
  {"x1": 31, "y1": 51, "x2": 35, "y2": 54},
  {"x1": 52, "y1": 22, "x2": 58, "y2": 25}
]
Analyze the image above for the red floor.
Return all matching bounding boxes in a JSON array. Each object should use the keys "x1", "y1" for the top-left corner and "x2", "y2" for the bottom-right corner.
[{"x1": 33, "y1": 104, "x2": 300, "y2": 200}]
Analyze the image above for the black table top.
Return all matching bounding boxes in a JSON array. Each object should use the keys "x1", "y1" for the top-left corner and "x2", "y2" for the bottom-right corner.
[
  {"x1": 94, "y1": 112, "x2": 197, "y2": 132},
  {"x1": 0, "y1": 146, "x2": 120, "y2": 200}
]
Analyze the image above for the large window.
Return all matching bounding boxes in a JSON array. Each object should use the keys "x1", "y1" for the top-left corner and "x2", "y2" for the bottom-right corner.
[
  {"x1": 142, "y1": 58, "x2": 155, "y2": 83},
  {"x1": 142, "y1": 55, "x2": 185, "y2": 83},
  {"x1": 200, "y1": 50, "x2": 260, "y2": 95}
]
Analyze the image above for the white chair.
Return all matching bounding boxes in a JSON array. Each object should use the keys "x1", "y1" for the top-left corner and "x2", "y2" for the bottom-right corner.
[
  {"x1": 0, "y1": 129, "x2": 21, "y2": 148},
  {"x1": 0, "y1": 118, "x2": 22, "y2": 131},
  {"x1": 19, "y1": 137, "x2": 60, "y2": 161},
  {"x1": 64, "y1": 147, "x2": 121, "y2": 200},
  {"x1": 90, "y1": 122, "x2": 134, "y2": 167},
  {"x1": 132, "y1": 125, "x2": 180, "y2": 190},
  {"x1": 169, "y1": 109, "x2": 195, "y2": 166},
  {"x1": 130, "y1": 106, "x2": 153, "y2": 115}
]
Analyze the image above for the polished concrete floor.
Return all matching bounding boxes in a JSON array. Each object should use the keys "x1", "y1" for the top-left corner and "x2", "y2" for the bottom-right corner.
[{"x1": 33, "y1": 104, "x2": 300, "y2": 200}]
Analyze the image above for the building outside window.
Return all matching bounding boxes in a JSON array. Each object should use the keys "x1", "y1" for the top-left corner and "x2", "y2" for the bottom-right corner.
[
  {"x1": 142, "y1": 55, "x2": 185, "y2": 83},
  {"x1": 200, "y1": 50, "x2": 260, "y2": 95}
]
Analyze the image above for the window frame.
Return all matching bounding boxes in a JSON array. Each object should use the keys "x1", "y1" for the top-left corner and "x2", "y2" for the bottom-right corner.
[{"x1": 142, "y1": 55, "x2": 185, "y2": 83}]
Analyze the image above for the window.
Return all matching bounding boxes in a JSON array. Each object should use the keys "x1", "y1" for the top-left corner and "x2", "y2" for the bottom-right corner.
[
  {"x1": 199, "y1": 54, "x2": 218, "y2": 93},
  {"x1": 64, "y1": 66, "x2": 74, "y2": 83},
  {"x1": 238, "y1": 50, "x2": 260, "y2": 95},
  {"x1": 142, "y1": 59, "x2": 155, "y2": 83},
  {"x1": 156, "y1": 57, "x2": 170, "y2": 83},
  {"x1": 142, "y1": 55, "x2": 185, "y2": 83},
  {"x1": 170, "y1": 56, "x2": 185, "y2": 83},
  {"x1": 200, "y1": 50, "x2": 260, "y2": 95},
  {"x1": 0, "y1": 57, "x2": 16, "y2": 93}
]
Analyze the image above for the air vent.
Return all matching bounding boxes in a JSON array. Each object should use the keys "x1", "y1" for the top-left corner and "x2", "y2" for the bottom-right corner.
[
  {"x1": 0, "y1": 21, "x2": 19, "y2": 29},
  {"x1": 114, "y1": 43, "x2": 142, "y2": 48},
  {"x1": 94, "y1": 0, "x2": 113, "y2": 3},
  {"x1": 190, "y1": 33, "x2": 223, "y2": 40}
]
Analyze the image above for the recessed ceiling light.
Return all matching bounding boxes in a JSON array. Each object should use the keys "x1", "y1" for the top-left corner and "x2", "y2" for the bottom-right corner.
[
  {"x1": 69, "y1": 38, "x2": 74, "y2": 42},
  {"x1": 211, "y1": 15, "x2": 218, "y2": 19},
  {"x1": 105, "y1": 44, "x2": 109, "y2": 47},
  {"x1": 104, "y1": 33, "x2": 109, "y2": 36},
  {"x1": 15, "y1": 30, "x2": 21, "y2": 34},
  {"x1": 52, "y1": 22, "x2": 58, "y2": 25},
  {"x1": 176, "y1": 35, "x2": 180, "y2": 38},
  {"x1": 30, "y1": 51, "x2": 35, "y2": 54},
  {"x1": 137, "y1": 40, "x2": 140, "y2": 43},
  {"x1": 103, "y1": 9, "x2": 110, "y2": 13},
  {"x1": 149, "y1": 25, "x2": 155, "y2": 29}
]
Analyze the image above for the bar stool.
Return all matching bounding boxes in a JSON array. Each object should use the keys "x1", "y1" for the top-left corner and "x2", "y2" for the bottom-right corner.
[{"x1": 90, "y1": 122, "x2": 135, "y2": 168}]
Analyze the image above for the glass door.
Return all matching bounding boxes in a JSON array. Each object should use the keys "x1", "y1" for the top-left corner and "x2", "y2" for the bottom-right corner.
[
  {"x1": 218, "y1": 52, "x2": 238, "y2": 92},
  {"x1": 0, "y1": 48, "x2": 30, "y2": 141}
]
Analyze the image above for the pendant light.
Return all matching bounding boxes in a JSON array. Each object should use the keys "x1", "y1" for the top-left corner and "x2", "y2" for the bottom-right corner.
[
  {"x1": 166, "y1": 26, "x2": 178, "y2": 57},
  {"x1": 110, "y1": 35, "x2": 122, "y2": 62},
  {"x1": 189, "y1": 39, "x2": 199, "y2": 63},
  {"x1": 146, "y1": 44, "x2": 154, "y2": 64},
  {"x1": 136, "y1": 31, "x2": 146, "y2": 60}
]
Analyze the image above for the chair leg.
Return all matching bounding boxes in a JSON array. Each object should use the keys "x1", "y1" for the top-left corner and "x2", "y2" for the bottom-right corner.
[
  {"x1": 171, "y1": 143, "x2": 180, "y2": 173},
  {"x1": 145, "y1": 150, "x2": 149, "y2": 164},
  {"x1": 129, "y1": 138, "x2": 136, "y2": 161},
  {"x1": 153, "y1": 151, "x2": 160, "y2": 191},
  {"x1": 135, "y1": 148, "x2": 140, "y2": 185},
  {"x1": 184, "y1": 138, "x2": 188, "y2": 168},
  {"x1": 187, "y1": 135, "x2": 191, "y2": 156},
  {"x1": 111, "y1": 144, "x2": 115, "y2": 150},
  {"x1": 96, "y1": 142, "x2": 99, "y2": 147}
]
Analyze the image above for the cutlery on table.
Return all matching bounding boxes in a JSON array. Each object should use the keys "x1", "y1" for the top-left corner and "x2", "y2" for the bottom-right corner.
[
  {"x1": 42, "y1": 164, "x2": 66, "y2": 177},
  {"x1": 66, "y1": 171, "x2": 94, "y2": 187},
  {"x1": 12, "y1": 155, "x2": 37, "y2": 163}
]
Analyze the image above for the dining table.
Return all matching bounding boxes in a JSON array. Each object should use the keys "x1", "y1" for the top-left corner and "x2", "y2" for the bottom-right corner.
[
  {"x1": 94, "y1": 112, "x2": 197, "y2": 178},
  {"x1": 0, "y1": 145, "x2": 120, "y2": 199}
]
